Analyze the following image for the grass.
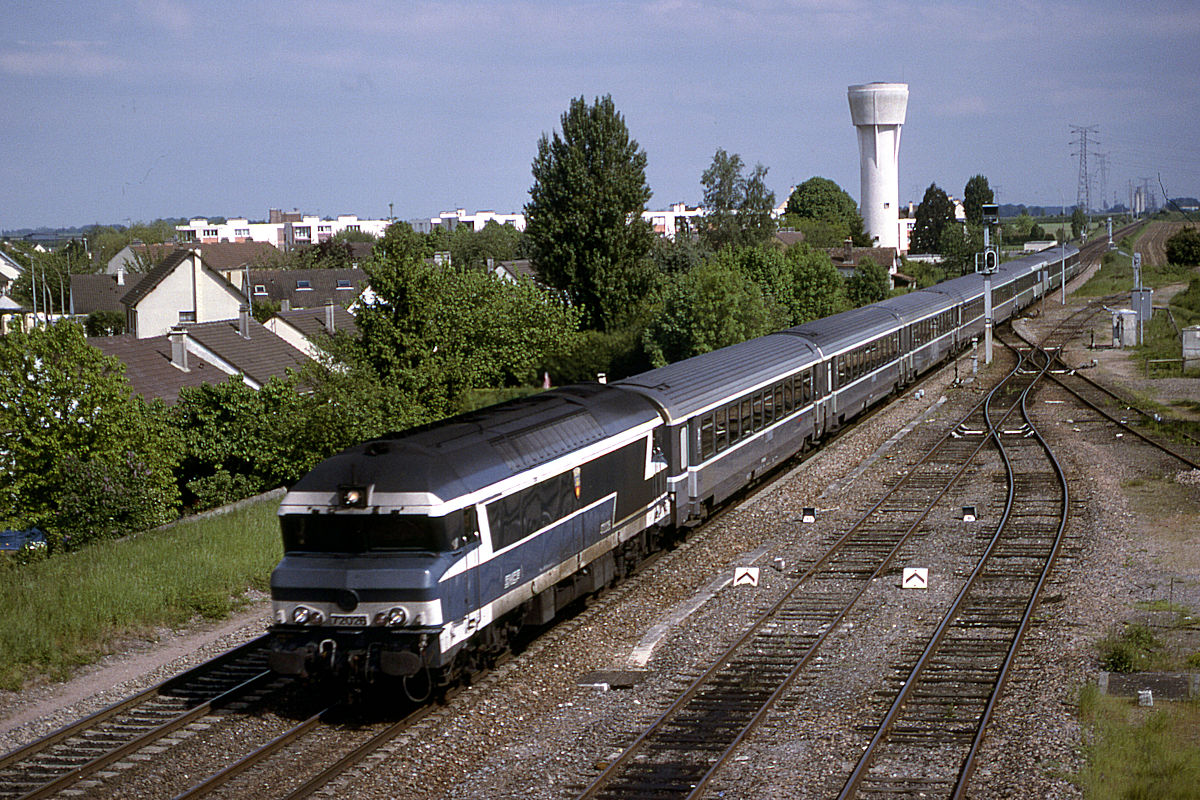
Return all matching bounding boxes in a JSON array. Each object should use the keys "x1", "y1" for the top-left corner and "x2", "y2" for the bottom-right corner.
[
  {"x1": 0, "y1": 497, "x2": 282, "y2": 690},
  {"x1": 1075, "y1": 684, "x2": 1200, "y2": 799}
]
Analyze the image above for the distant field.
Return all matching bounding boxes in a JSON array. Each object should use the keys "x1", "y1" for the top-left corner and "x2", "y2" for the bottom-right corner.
[{"x1": 0, "y1": 496, "x2": 282, "y2": 691}]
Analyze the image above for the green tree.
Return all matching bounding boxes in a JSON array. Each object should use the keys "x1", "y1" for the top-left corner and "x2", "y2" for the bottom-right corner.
[
  {"x1": 449, "y1": 219, "x2": 524, "y2": 271},
  {"x1": 846, "y1": 257, "x2": 892, "y2": 306},
  {"x1": 785, "y1": 177, "x2": 869, "y2": 246},
  {"x1": 524, "y1": 94, "x2": 656, "y2": 330},
  {"x1": 699, "y1": 148, "x2": 777, "y2": 251},
  {"x1": 355, "y1": 222, "x2": 581, "y2": 414},
  {"x1": 0, "y1": 322, "x2": 179, "y2": 548},
  {"x1": 84, "y1": 310, "x2": 126, "y2": 336},
  {"x1": 1165, "y1": 225, "x2": 1200, "y2": 266},
  {"x1": 962, "y1": 174, "x2": 995, "y2": 226},
  {"x1": 938, "y1": 223, "x2": 983, "y2": 277},
  {"x1": 783, "y1": 244, "x2": 846, "y2": 323},
  {"x1": 1071, "y1": 206, "x2": 1087, "y2": 239},
  {"x1": 642, "y1": 255, "x2": 778, "y2": 367},
  {"x1": 911, "y1": 183, "x2": 955, "y2": 254}
]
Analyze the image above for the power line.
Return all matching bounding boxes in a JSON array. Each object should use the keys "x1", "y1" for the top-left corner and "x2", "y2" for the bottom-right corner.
[{"x1": 1070, "y1": 124, "x2": 1099, "y2": 211}]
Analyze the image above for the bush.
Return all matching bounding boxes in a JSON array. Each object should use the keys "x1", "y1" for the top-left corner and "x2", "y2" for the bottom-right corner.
[
  {"x1": 1165, "y1": 226, "x2": 1200, "y2": 266},
  {"x1": 53, "y1": 450, "x2": 177, "y2": 548},
  {"x1": 1098, "y1": 623, "x2": 1162, "y2": 672}
]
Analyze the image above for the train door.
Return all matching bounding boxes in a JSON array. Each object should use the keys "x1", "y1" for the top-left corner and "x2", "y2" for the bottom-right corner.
[{"x1": 463, "y1": 506, "x2": 483, "y2": 633}]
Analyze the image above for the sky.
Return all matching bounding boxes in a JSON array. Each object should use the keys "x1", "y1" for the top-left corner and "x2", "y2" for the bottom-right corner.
[{"x1": 2, "y1": 0, "x2": 1199, "y2": 231}]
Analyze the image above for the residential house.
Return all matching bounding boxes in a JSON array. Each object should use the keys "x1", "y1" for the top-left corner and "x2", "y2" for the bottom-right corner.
[
  {"x1": 827, "y1": 239, "x2": 899, "y2": 284},
  {"x1": 0, "y1": 247, "x2": 23, "y2": 295},
  {"x1": 244, "y1": 268, "x2": 369, "y2": 311},
  {"x1": 89, "y1": 309, "x2": 311, "y2": 403},
  {"x1": 107, "y1": 240, "x2": 281, "y2": 277},
  {"x1": 265, "y1": 302, "x2": 357, "y2": 360}
]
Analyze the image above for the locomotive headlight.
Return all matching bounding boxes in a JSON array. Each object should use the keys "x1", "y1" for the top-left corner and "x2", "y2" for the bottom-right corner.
[
  {"x1": 291, "y1": 606, "x2": 324, "y2": 625},
  {"x1": 373, "y1": 607, "x2": 407, "y2": 626}
]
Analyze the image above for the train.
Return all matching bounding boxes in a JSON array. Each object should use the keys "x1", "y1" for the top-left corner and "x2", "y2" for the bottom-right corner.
[{"x1": 267, "y1": 243, "x2": 1082, "y2": 697}]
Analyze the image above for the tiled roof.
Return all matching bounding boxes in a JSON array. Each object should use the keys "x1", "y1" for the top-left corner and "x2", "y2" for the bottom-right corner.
[
  {"x1": 773, "y1": 230, "x2": 806, "y2": 247},
  {"x1": 828, "y1": 245, "x2": 897, "y2": 267},
  {"x1": 90, "y1": 334, "x2": 226, "y2": 405},
  {"x1": 273, "y1": 305, "x2": 358, "y2": 340},
  {"x1": 495, "y1": 259, "x2": 537, "y2": 280},
  {"x1": 248, "y1": 268, "x2": 368, "y2": 309},
  {"x1": 119, "y1": 248, "x2": 192, "y2": 307},
  {"x1": 71, "y1": 273, "x2": 146, "y2": 314},
  {"x1": 183, "y1": 318, "x2": 310, "y2": 387},
  {"x1": 191, "y1": 241, "x2": 280, "y2": 271}
]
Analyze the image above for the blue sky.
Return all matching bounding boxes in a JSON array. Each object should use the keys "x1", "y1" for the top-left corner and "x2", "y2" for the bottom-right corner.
[{"x1": 3, "y1": 0, "x2": 1198, "y2": 230}]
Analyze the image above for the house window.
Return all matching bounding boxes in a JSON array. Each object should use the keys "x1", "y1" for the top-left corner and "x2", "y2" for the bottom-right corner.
[
  {"x1": 203, "y1": 228, "x2": 218, "y2": 237},
  {"x1": 293, "y1": 226, "x2": 311, "y2": 239},
  {"x1": 336, "y1": 279, "x2": 353, "y2": 289},
  {"x1": 253, "y1": 284, "x2": 267, "y2": 295},
  {"x1": 346, "y1": 224, "x2": 360, "y2": 232},
  {"x1": 235, "y1": 229, "x2": 250, "y2": 237},
  {"x1": 296, "y1": 280, "x2": 312, "y2": 290},
  {"x1": 179, "y1": 311, "x2": 196, "y2": 323},
  {"x1": 318, "y1": 225, "x2": 331, "y2": 233}
]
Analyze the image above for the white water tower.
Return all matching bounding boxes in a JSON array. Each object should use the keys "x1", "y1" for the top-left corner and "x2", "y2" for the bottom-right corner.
[{"x1": 848, "y1": 82, "x2": 908, "y2": 250}]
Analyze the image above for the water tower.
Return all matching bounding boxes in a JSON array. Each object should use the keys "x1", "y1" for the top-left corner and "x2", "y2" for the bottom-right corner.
[{"x1": 847, "y1": 82, "x2": 908, "y2": 250}]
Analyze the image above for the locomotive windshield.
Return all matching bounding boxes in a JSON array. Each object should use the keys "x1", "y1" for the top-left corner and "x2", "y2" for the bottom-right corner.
[{"x1": 281, "y1": 513, "x2": 451, "y2": 553}]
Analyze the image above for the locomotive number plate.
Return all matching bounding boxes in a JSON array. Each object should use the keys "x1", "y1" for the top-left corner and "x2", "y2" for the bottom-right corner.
[{"x1": 330, "y1": 614, "x2": 368, "y2": 627}]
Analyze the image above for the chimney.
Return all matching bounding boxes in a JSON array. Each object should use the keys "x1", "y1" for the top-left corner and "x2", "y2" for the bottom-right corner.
[
  {"x1": 239, "y1": 304, "x2": 250, "y2": 338},
  {"x1": 116, "y1": 263, "x2": 125, "y2": 286},
  {"x1": 168, "y1": 327, "x2": 189, "y2": 371},
  {"x1": 281, "y1": 299, "x2": 291, "y2": 312},
  {"x1": 844, "y1": 237, "x2": 854, "y2": 262},
  {"x1": 324, "y1": 299, "x2": 335, "y2": 333}
]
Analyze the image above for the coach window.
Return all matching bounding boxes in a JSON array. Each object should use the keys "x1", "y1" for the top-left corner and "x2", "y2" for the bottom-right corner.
[
  {"x1": 800, "y1": 370, "x2": 812, "y2": 404},
  {"x1": 783, "y1": 379, "x2": 793, "y2": 415},
  {"x1": 727, "y1": 402, "x2": 741, "y2": 443},
  {"x1": 700, "y1": 414, "x2": 715, "y2": 460},
  {"x1": 766, "y1": 387, "x2": 778, "y2": 426},
  {"x1": 740, "y1": 399, "x2": 752, "y2": 437},
  {"x1": 752, "y1": 393, "x2": 764, "y2": 431},
  {"x1": 714, "y1": 407, "x2": 728, "y2": 453}
]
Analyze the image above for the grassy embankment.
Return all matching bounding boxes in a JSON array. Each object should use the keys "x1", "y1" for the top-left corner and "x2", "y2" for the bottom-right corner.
[
  {"x1": 0, "y1": 496, "x2": 282, "y2": 691},
  {"x1": 1075, "y1": 227, "x2": 1200, "y2": 377},
  {"x1": 1075, "y1": 684, "x2": 1200, "y2": 799}
]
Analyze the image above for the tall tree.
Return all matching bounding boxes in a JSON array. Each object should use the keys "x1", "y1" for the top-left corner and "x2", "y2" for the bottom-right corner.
[
  {"x1": 962, "y1": 174, "x2": 995, "y2": 226},
  {"x1": 699, "y1": 149, "x2": 777, "y2": 251},
  {"x1": 785, "y1": 177, "x2": 870, "y2": 246},
  {"x1": 911, "y1": 183, "x2": 956, "y2": 254},
  {"x1": 525, "y1": 95, "x2": 656, "y2": 331}
]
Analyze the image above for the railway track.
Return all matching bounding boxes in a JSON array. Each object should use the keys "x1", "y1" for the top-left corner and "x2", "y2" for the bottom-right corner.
[
  {"x1": 838, "y1": 334, "x2": 1069, "y2": 798},
  {"x1": 567, "y1": 329, "x2": 1077, "y2": 799},
  {"x1": 0, "y1": 636, "x2": 278, "y2": 800}
]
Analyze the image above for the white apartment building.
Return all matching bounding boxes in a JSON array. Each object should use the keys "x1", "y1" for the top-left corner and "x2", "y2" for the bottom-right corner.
[
  {"x1": 408, "y1": 209, "x2": 527, "y2": 234},
  {"x1": 176, "y1": 212, "x2": 391, "y2": 250}
]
